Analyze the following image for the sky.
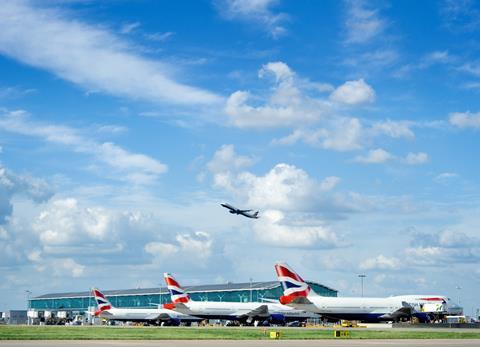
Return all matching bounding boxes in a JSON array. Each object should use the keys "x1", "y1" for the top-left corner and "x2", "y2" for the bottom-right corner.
[{"x1": 0, "y1": 0, "x2": 479, "y2": 316}]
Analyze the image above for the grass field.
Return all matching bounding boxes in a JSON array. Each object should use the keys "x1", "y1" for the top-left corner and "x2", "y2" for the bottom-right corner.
[{"x1": 1, "y1": 326, "x2": 480, "y2": 340}]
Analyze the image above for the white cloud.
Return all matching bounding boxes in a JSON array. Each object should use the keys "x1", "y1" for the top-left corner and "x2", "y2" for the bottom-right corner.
[
  {"x1": 360, "y1": 254, "x2": 402, "y2": 270},
  {"x1": 449, "y1": 111, "x2": 480, "y2": 129},
  {"x1": 253, "y1": 209, "x2": 342, "y2": 248},
  {"x1": 145, "y1": 231, "x2": 213, "y2": 262},
  {"x1": 215, "y1": 0, "x2": 288, "y2": 38},
  {"x1": 405, "y1": 229, "x2": 480, "y2": 266},
  {"x1": 225, "y1": 61, "x2": 331, "y2": 128},
  {"x1": 344, "y1": 0, "x2": 386, "y2": 44},
  {"x1": 330, "y1": 79, "x2": 376, "y2": 105},
  {"x1": 434, "y1": 172, "x2": 458, "y2": 182},
  {"x1": 207, "y1": 144, "x2": 255, "y2": 174},
  {"x1": 320, "y1": 176, "x2": 341, "y2": 191},
  {"x1": 404, "y1": 152, "x2": 429, "y2": 165},
  {"x1": 0, "y1": 1, "x2": 221, "y2": 105},
  {"x1": 145, "y1": 32, "x2": 175, "y2": 42},
  {"x1": 0, "y1": 110, "x2": 167, "y2": 184},
  {"x1": 354, "y1": 148, "x2": 392, "y2": 164},
  {"x1": 120, "y1": 22, "x2": 141, "y2": 34},
  {"x1": 370, "y1": 120, "x2": 415, "y2": 139},
  {"x1": 33, "y1": 198, "x2": 113, "y2": 247},
  {"x1": 0, "y1": 165, "x2": 52, "y2": 223}
]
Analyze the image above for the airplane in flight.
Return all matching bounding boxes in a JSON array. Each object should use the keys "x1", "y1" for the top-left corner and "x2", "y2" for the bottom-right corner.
[
  {"x1": 274, "y1": 263, "x2": 420, "y2": 323},
  {"x1": 221, "y1": 203, "x2": 259, "y2": 219},
  {"x1": 162, "y1": 273, "x2": 316, "y2": 325},
  {"x1": 92, "y1": 287, "x2": 200, "y2": 325}
]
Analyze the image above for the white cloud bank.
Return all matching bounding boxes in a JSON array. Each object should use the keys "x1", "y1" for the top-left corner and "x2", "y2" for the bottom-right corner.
[
  {"x1": 449, "y1": 112, "x2": 480, "y2": 129},
  {"x1": 215, "y1": 0, "x2": 288, "y2": 38},
  {"x1": 0, "y1": 110, "x2": 167, "y2": 184},
  {"x1": 330, "y1": 79, "x2": 375, "y2": 105},
  {"x1": 0, "y1": 1, "x2": 221, "y2": 105}
]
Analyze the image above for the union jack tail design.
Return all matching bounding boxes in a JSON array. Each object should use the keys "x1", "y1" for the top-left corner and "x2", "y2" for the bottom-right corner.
[
  {"x1": 274, "y1": 262, "x2": 310, "y2": 305},
  {"x1": 91, "y1": 287, "x2": 112, "y2": 316},
  {"x1": 164, "y1": 273, "x2": 190, "y2": 304}
]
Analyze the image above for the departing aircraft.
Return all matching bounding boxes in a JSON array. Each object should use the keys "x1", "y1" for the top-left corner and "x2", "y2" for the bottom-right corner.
[
  {"x1": 162, "y1": 273, "x2": 316, "y2": 325},
  {"x1": 221, "y1": 203, "x2": 259, "y2": 219},
  {"x1": 92, "y1": 288, "x2": 200, "y2": 325},
  {"x1": 274, "y1": 263, "x2": 416, "y2": 323}
]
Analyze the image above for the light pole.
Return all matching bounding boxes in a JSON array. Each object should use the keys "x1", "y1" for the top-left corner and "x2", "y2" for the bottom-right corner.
[
  {"x1": 249, "y1": 278, "x2": 253, "y2": 302},
  {"x1": 25, "y1": 290, "x2": 32, "y2": 325},
  {"x1": 456, "y1": 285, "x2": 462, "y2": 305},
  {"x1": 358, "y1": 275, "x2": 366, "y2": 297}
]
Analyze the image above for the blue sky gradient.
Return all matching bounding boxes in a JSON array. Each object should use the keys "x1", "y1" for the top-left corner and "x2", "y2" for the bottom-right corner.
[{"x1": 0, "y1": 0, "x2": 479, "y2": 316}]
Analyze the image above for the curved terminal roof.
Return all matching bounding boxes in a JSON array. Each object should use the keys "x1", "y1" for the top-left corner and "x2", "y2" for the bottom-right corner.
[{"x1": 33, "y1": 280, "x2": 336, "y2": 300}]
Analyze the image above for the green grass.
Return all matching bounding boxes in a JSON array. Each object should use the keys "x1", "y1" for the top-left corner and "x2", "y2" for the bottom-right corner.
[{"x1": 0, "y1": 326, "x2": 479, "y2": 340}]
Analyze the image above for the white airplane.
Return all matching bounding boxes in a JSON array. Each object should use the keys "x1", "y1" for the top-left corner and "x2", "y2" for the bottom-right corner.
[
  {"x1": 162, "y1": 273, "x2": 316, "y2": 325},
  {"x1": 274, "y1": 263, "x2": 417, "y2": 322},
  {"x1": 92, "y1": 287, "x2": 200, "y2": 325},
  {"x1": 221, "y1": 203, "x2": 259, "y2": 219}
]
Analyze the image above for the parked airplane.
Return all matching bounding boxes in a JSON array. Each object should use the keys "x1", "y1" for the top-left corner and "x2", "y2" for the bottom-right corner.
[
  {"x1": 162, "y1": 273, "x2": 316, "y2": 325},
  {"x1": 274, "y1": 263, "x2": 415, "y2": 323},
  {"x1": 221, "y1": 203, "x2": 259, "y2": 219},
  {"x1": 92, "y1": 287, "x2": 200, "y2": 325}
]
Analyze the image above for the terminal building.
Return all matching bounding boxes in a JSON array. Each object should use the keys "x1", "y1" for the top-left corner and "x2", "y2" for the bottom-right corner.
[{"x1": 29, "y1": 280, "x2": 337, "y2": 317}]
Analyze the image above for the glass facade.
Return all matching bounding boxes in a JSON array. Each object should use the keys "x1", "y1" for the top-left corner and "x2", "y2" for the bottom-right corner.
[{"x1": 30, "y1": 281, "x2": 336, "y2": 311}]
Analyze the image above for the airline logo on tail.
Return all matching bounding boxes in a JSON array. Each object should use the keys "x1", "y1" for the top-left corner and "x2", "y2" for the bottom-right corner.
[
  {"x1": 91, "y1": 288, "x2": 112, "y2": 316},
  {"x1": 164, "y1": 273, "x2": 190, "y2": 306},
  {"x1": 274, "y1": 262, "x2": 310, "y2": 305}
]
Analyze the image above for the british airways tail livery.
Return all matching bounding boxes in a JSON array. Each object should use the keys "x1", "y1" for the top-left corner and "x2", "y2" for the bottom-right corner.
[
  {"x1": 92, "y1": 287, "x2": 112, "y2": 316},
  {"x1": 274, "y1": 262, "x2": 312, "y2": 305},
  {"x1": 164, "y1": 272, "x2": 190, "y2": 304}
]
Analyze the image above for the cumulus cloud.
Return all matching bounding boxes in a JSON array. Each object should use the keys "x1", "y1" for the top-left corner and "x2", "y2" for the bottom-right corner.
[
  {"x1": 370, "y1": 120, "x2": 415, "y2": 139},
  {"x1": 360, "y1": 254, "x2": 402, "y2": 270},
  {"x1": 33, "y1": 198, "x2": 113, "y2": 248},
  {"x1": 330, "y1": 79, "x2": 376, "y2": 105},
  {"x1": 0, "y1": 1, "x2": 220, "y2": 105},
  {"x1": 0, "y1": 166, "x2": 52, "y2": 223},
  {"x1": 207, "y1": 144, "x2": 255, "y2": 174},
  {"x1": 354, "y1": 148, "x2": 392, "y2": 164},
  {"x1": 207, "y1": 145, "x2": 373, "y2": 219},
  {"x1": 225, "y1": 62, "x2": 331, "y2": 128},
  {"x1": 405, "y1": 229, "x2": 480, "y2": 266},
  {"x1": 344, "y1": 0, "x2": 386, "y2": 44},
  {"x1": 253, "y1": 209, "x2": 343, "y2": 248},
  {"x1": 449, "y1": 111, "x2": 480, "y2": 129},
  {"x1": 215, "y1": 0, "x2": 288, "y2": 38},
  {"x1": 0, "y1": 110, "x2": 167, "y2": 184},
  {"x1": 146, "y1": 231, "x2": 213, "y2": 261},
  {"x1": 273, "y1": 118, "x2": 415, "y2": 152},
  {"x1": 404, "y1": 152, "x2": 429, "y2": 165}
]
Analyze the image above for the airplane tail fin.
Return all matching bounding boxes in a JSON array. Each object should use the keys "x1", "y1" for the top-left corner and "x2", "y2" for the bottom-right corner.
[
  {"x1": 163, "y1": 273, "x2": 190, "y2": 308},
  {"x1": 274, "y1": 262, "x2": 311, "y2": 305},
  {"x1": 91, "y1": 287, "x2": 113, "y2": 316},
  {"x1": 253, "y1": 211, "x2": 259, "y2": 218}
]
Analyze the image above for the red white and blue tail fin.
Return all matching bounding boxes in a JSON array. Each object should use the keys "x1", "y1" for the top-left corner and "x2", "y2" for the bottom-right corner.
[
  {"x1": 164, "y1": 273, "x2": 190, "y2": 304},
  {"x1": 91, "y1": 287, "x2": 112, "y2": 316},
  {"x1": 274, "y1": 262, "x2": 311, "y2": 305}
]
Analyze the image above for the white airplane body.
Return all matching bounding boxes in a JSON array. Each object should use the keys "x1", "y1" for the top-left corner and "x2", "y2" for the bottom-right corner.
[
  {"x1": 274, "y1": 263, "x2": 450, "y2": 322},
  {"x1": 163, "y1": 273, "x2": 315, "y2": 324},
  {"x1": 92, "y1": 288, "x2": 200, "y2": 324},
  {"x1": 221, "y1": 203, "x2": 259, "y2": 219}
]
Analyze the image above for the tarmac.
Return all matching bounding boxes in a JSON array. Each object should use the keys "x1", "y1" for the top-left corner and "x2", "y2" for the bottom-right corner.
[{"x1": 1, "y1": 341, "x2": 480, "y2": 347}]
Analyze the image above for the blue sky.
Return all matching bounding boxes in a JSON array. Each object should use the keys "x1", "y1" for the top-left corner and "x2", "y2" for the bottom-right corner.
[{"x1": 0, "y1": 0, "x2": 480, "y2": 316}]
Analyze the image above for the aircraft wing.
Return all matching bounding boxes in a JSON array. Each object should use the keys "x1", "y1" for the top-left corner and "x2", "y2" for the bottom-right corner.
[
  {"x1": 379, "y1": 302, "x2": 414, "y2": 321},
  {"x1": 239, "y1": 209, "x2": 252, "y2": 212},
  {"x1": 236, "y1": 304, "x2": 270, "y2": 320}
]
